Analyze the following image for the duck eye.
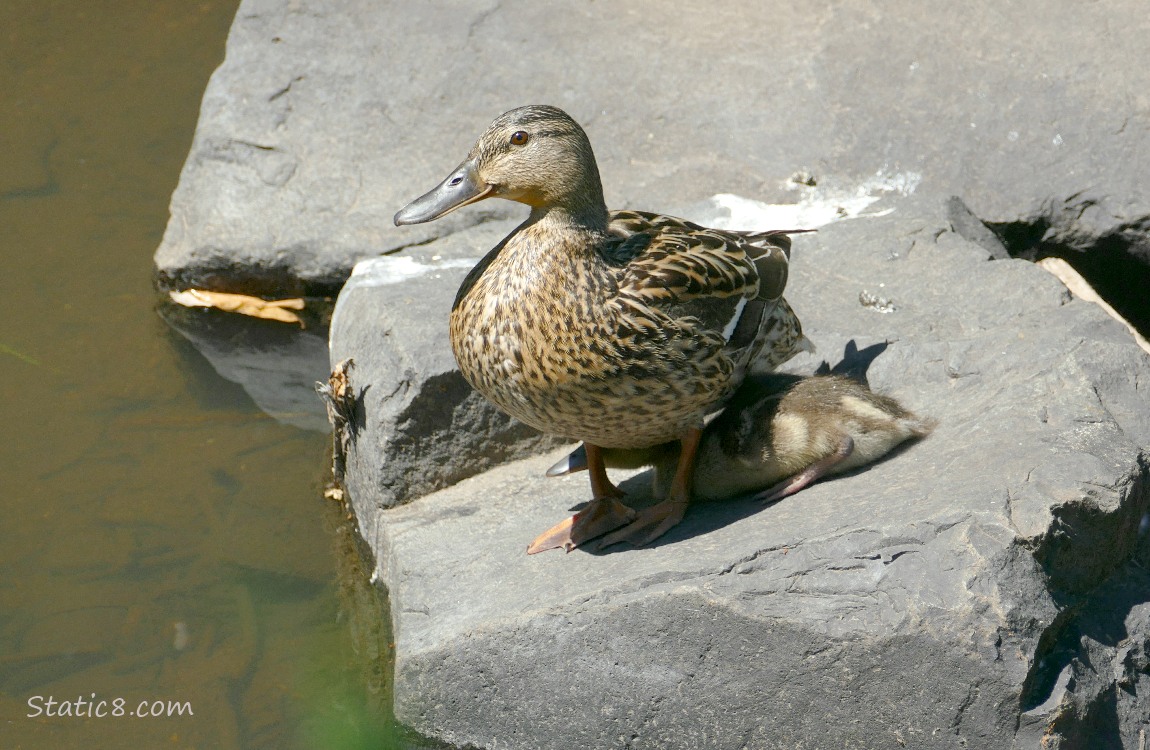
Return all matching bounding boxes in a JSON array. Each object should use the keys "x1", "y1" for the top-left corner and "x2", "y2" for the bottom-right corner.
[{"x1": 509, "y1": 130, "x2": 529, "y2": 146}]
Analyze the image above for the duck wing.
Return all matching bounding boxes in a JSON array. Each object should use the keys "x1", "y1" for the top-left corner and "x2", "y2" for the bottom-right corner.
[
  {"x1": 609, "y1": 210, "x2": 793, "y2": 291},
  {"x1": 605, "y1": 210, "x2": 795, "y2": 356}
]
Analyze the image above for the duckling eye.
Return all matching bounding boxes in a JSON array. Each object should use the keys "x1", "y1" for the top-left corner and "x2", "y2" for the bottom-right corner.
[{"x1": 509, "y1": 131, "x2": 529, "y2": 146}]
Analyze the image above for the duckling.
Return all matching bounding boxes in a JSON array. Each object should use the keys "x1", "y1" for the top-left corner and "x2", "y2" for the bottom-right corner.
[
  {"x1": 546, "y1": 375, "x2": 933, "y2": 537},
  {"x1": 394, "y1": 105, "x2": 809, "y2": 553}
]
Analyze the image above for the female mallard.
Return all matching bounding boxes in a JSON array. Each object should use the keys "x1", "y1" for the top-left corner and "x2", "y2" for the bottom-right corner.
[{"x1": 394, "y1": 105, "x2": 808, "y2": 553}]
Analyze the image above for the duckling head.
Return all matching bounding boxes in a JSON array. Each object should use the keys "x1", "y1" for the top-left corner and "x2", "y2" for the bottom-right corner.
[{"x1": 395, "y1": 105, "x2": 608, "y2": 227}]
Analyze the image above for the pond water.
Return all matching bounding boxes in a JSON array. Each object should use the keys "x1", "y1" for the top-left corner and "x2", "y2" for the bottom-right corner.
[{"x1": 1, "y1": 2, "x2": 429, "y2": 748}]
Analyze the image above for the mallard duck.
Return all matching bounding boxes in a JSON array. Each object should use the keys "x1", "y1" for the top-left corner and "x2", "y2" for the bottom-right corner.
[
  {"x1": 394, "y1": 105, "x2": 809, "y2": 553},
  {"x1": 548, "y1": 374, "x2": 934, "y2": 515}
]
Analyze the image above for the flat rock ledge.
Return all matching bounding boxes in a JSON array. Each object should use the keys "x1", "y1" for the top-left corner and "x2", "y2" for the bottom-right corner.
[{"x1": 332, "y1": 199, "x2": 1150, "y2": 749}]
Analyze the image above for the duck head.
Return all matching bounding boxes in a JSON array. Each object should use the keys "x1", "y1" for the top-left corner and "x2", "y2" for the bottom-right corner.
[{"x1": 394, "y1": 105, "x2": 608, "y2": 227}]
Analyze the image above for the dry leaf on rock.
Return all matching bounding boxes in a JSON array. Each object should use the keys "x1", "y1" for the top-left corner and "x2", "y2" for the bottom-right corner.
[{"x1": 169, "y1": 289, "x2": 305, "y2": 327}]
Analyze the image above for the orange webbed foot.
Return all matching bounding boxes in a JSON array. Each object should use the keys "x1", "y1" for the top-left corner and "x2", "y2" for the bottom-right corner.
[
  {"x1": 591, "y1": 498, "x2": 688, "y2": 550},
  {"x1": 526, "y1": 497, "x2": 637, "y2": 554},
  {"x1": 592, "y1": 426, "x2": 701, "y2": 550}
]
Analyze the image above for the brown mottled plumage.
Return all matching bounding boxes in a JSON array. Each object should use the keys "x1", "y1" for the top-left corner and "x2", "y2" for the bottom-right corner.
[
  {"x1": 549, "y1": 374, "x2": 934, "y2": 506},
  {"x1": 449, "y1": 211, "x2": 804, "y2": 449},
  {"x1": 394, "y1": 105, "x2": 809, "y2": 552}
]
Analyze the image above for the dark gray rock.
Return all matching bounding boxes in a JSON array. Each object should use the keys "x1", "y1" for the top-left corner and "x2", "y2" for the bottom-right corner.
[
  {"x1": 366, "y1": 203, "x2": 1150, "y2": 749},
  {"x1": 328, "y1": 219, "x2": 560, "y2": 514},
  {"x1": 154, "y1": 0, "x2": 1150, "y2": 302},
  {"x1": 1015, "y1": 559, "x2": 1150, "y2": 748}
]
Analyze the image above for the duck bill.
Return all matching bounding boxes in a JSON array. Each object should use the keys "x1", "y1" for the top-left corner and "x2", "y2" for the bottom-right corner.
[
  {"x1": 545, "y1": 444, "x2": 588, "y2": 477},
  {"x1": 393, "y1": 158, "x2": 494, "y2": 225}
]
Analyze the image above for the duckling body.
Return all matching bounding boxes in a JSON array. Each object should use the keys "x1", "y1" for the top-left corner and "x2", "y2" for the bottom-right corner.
[
  {"x1": 550, "y1": 374, "x2": 933, "y2": 509},
  {"x1": 394, "y1": 105, "x2": 808, "y2": 552}
]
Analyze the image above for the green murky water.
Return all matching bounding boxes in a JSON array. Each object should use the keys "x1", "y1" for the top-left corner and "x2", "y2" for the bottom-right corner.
[{"x1": 1, "y1": 3, "x2": 414, "y2": 747}]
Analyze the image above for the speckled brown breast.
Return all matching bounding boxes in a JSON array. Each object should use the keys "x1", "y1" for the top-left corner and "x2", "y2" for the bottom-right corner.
[{"x1": 449, "y1": 217, "x2": 805, "y2": 449}]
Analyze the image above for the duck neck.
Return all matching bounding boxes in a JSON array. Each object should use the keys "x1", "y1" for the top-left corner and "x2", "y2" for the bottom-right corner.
[
  {"x1": 529, "y1": 203, "x2": 609, "y2": 234},
  {"x1": 526, "y1": 177, "x2": 610, "y2": 234}
]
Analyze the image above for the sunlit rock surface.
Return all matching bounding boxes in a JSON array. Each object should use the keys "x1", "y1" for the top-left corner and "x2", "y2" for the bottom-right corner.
[
  {"x1": 158, "y1": 0, "x2": 1150, "y2": 747},
  {"x1": 154, "y1": 0, "x2": 1150, "y2": 305},
  {"x1": 349, "y1": 203, "x2": 1150, "y2": 749}
]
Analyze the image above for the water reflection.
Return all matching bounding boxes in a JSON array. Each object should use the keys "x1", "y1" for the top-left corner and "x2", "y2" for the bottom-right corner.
[
  {"x1": 159, "y1": 305, "x2": 332, "y2": 433},
  {"x1": 0, "y1": 1, "x2": 426, "y2": 747}
]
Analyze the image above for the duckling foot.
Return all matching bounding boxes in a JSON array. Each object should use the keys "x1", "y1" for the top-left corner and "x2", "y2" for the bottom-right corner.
[
  {"x1": 752, "y1": 436, "x2": 854, "y2": 504},
  {"x1": 526, "y1": 497, "x2": 637, "y2": 554},
  {"x1": 591, "y1": 499, "x2": 689, "y2": 550}
]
